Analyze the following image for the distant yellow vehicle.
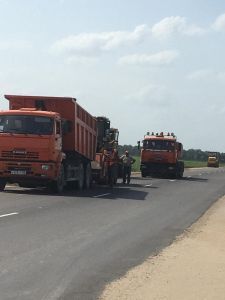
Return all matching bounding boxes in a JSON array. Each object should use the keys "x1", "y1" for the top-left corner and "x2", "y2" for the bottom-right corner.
[{"x1": 207, "y1": 152, "x2": 219, "y2": 168}]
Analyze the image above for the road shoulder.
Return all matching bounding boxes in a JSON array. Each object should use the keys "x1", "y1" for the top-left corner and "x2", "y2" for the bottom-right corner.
[{"x1": 100, "y1": 195, "x2": 225, "y2": 300}]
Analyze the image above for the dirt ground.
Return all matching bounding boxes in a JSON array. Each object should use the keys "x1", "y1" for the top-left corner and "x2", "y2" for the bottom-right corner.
[{"x1": 100, "y1": 196, "x2": 225, "y2": 300}]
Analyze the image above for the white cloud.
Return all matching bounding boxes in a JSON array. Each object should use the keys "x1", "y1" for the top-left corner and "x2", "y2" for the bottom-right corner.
[
  {"x1": 0, "y1": 40, "x2": 32, "y2": 51},
  {"x1": 51, "y1": 24, "x2": 150, "y2": 56},
  {"x1": 217, "y1": 71, "x2": 225, "y2": 82},
  {"x1": 152, "y1": 16, "x2": 206, "y2": 39},
  {"x1": 187, "y1": 69, "x2": 213, "y2": 80},
  {"x1": 65, "y1": 56, "x2": 98, "y2": 65},
  {"x1": 125, "y1": 84, "x2": 170, "y2": 107},
  {"x1": 187, "y1": 69, "x2": 225, "y2": 82},
  {"x1": 51, "y1": 16, "x2": 209, "y2": 60},
  {"x1": 118, "y1": 50, "x2": 179, "y2": 66},
  {"x1": 212, "y1": 13, "x2": 225, "y2": 31}
]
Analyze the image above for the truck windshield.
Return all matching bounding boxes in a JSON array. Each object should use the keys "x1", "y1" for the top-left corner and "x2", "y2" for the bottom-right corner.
[
  {"x1": 143, "y1": 140, "x2": 175, "y2": 151},
  {"x1": 0, "y1": 115, "x2": 53, "y2": 135}
]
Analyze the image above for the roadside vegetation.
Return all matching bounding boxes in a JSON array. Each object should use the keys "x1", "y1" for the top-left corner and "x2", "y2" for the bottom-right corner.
[{"x1": 131, "y1": 157, "x2": 224, "y2": 172}]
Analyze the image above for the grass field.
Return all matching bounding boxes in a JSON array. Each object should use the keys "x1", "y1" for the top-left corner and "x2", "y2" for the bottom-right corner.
[{"x1": 131, "y1": 156, "x2": 221, "y2": 172}]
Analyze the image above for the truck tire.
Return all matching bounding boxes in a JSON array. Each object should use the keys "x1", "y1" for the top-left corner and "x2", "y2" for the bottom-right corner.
[
  {"x1": 141, "y1": 170, "x2": 147, "y2": 178},
  {"x1": 175, "y1": 162, "x2": 184, "y2": 179},
  {"x1": 84, "y1": 163, "x2": 92, "y2": 189},
  {"x1": 76, "y1": 163, "x2": 84, "y2": 190},
  {"x1": 0, "y1": 179, "x2": 6, "y2": 191},
  {"x1": 51, "y1": 165, "x2": 65, "y2": 193},
  {"x1": 109, "y1": 164, "x2": 118, "y2": 187},
  {"x1": 19, "y1": 183, "x2": 37, "y2": 188}
]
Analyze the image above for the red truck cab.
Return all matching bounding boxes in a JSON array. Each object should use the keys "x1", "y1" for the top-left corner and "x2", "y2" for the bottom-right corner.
[{"x1": 139, "y1": 132, "x2": 184, "y2": 178}]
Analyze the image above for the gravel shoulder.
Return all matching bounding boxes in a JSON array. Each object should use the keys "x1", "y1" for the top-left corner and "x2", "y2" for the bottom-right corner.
[{"x1": 100, "y1": 196, "x2": 225, "y2": 300}]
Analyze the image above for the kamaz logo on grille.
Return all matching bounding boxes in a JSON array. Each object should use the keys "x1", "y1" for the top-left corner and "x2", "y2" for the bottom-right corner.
[
  {"x1": 13, "y1": 150, "x2": 27, "y2": 154},
  {"x1": 2, "y1": 150, "x2": 39, "y2": 159}
]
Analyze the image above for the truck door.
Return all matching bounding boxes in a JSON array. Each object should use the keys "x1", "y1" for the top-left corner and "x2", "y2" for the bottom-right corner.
[{"x1": 55, "y1": 119, "x2": 62, "y2": 151}]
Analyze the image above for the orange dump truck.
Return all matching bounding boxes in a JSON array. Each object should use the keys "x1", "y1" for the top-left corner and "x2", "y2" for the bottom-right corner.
[
  {"x1": 139, "y1": 132, "x2": 184, "y2": 178},
  {"x1": 0, "y1": 95, "x2": 97, "y2": 192}
]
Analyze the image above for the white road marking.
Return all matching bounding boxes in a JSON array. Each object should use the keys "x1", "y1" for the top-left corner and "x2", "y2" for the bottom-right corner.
[
  {"x1": 145, "y1": 184, "x2": 152, "y2": 187},
  {"x1": 169, "y1": 180, "x2": 176, "y2": 182},
  {"x1": 0, "y1": 212, "x2": 19, "y2": 218},
  {"x1": 199, "y1": 173, "x2": 202, "y2": 176},
  {"x1": 93, "y1": 193, "x2": 111, "y2": 198},
  {"x1": 187, "y1": 176, "x2": 192, "y2": 178}
]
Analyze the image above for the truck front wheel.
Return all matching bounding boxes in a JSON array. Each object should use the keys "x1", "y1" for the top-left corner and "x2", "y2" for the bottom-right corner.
[
  {"x1": 0, "y1": 179, "x2": 6, "y2": 191},
  {"x1": 51, "y1": 165, "x2": 65, "y2": 193},
  {"x1": 175, "y1": 162, "x2": 184, "y2": 179}
]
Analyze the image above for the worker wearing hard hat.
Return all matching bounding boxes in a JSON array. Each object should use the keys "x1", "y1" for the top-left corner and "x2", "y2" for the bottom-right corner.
[{"x1": 120, "y1": 150, "x2": 135, "y2": 184}]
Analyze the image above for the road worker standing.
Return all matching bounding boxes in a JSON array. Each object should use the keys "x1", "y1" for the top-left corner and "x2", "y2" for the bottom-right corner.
[{"x1": 120, "y1": 150, "x2": 135, "y2": 184}]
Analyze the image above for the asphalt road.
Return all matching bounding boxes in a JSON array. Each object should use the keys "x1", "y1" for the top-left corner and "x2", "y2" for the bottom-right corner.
[{"x1": 1, "y1": 167, "x2": 225, "y2": 300}]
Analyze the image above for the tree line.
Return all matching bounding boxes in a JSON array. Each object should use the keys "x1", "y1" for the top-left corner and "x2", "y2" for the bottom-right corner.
[{"x1": 118, "y1": 145, "x2": 225, "y2": 162}]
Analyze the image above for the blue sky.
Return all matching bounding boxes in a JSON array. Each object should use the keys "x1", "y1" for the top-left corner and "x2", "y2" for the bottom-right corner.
[{"x1": 1, "y1": 0, "x2": 225, "y2": 151}]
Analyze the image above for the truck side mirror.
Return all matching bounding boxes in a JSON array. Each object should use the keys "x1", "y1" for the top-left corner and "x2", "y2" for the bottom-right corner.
[{"x1": 178, "y1": 143, "x2": 183, "y2": 152}]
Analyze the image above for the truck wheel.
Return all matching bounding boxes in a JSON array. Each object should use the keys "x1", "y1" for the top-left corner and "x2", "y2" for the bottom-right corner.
[
  {"x1": 0, "y1": 179, "x2": 6, "y2": 191},
  {"x1": 175, "y1": 165, "x2": 180, "y2": 179},
  {"x1": 76, "y1": 163, "x2": 84, "y2": 190},
  {"x1": 51, "y1": 165, "x2": 65, "y2": 193},
  {"x1": 141, "y1": 171, "x2": 147, "y2": 178},
  {"x1": 109, "y1": 164, "x2": 118, "y2": 187},
  {"x1": 84, "y1": 163, "x2": 92, "y2": 189},
  {"x1": 109, "y1": 175, "x2": 114, "y2": 188},
  {"x1": 175, "y1": 162, "x2": 184, "y2": 179},
  {"x1": 179, "y1": 169, "x2": 184, "y2": 178}
]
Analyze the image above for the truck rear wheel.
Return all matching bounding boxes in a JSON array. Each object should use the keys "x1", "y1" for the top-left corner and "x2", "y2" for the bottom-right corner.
[
  {"x1": 76, "y1": 163, "x2": 84, "y2": 190},
  {"x1": 0, "y1": 179, "x2": 6, "y2": 191},
  {"x1": 84, "y1": 163, "x2": 92, "y2": 189}
]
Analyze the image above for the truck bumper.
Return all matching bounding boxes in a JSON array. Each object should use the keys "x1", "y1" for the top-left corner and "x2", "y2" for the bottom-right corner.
[
  {"x1": 0, "y1": 161, "x2": 57, "y2": 185},
  {"x1": 140, "y1": 162, "x2": 176, "y2": 175}
]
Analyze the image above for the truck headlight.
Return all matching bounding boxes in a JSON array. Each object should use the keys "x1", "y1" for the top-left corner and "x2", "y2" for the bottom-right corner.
[
  {"x1": 168, "y1": 167, "x2": 174, "y2": 170},
  {"x1": 42, "y1": 164, "x2": 50, "y2": 171}
]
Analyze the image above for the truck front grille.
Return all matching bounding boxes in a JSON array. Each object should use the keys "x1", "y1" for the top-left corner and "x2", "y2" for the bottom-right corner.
[{"x1": 1, "y1": 151, "x2": 39, "y2": 160}]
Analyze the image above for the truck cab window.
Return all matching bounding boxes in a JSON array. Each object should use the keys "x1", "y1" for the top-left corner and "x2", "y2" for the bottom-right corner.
[
  {"x1": 0, "y1": 115, "x2": 53, "y2": 135},
  {"x1": 56, "y1": 121, "x2": 61, "y2": 135}
]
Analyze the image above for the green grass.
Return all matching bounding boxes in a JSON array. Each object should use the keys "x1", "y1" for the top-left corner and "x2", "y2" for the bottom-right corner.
[
  {"x1": 131, "y1": 156, "x2": 223, "y2": 172},
  {"x1": 184, "y1": 160, "x2": 207, "y2": 168},
  {"x1": 131, "y1": 156, "x2": 140, "y2": 172}
]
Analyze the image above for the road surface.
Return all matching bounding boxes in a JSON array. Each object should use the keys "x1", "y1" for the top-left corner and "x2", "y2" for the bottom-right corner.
[{"x1": 0, "y1": 167, "x2": 225, "y2": 300}]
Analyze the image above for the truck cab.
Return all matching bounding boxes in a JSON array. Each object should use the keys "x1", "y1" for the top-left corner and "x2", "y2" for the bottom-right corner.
[
  {"x1": 0, "y1": 109, "x2": 64, "y2": 190},
  {"x1": 139, "y1": 132, "x2": 184, "y2": 178}
]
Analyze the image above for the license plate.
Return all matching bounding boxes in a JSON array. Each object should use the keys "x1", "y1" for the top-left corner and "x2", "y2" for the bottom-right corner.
[{"x1": 11, "y1": 170, "x2": 27, "y2": 175}]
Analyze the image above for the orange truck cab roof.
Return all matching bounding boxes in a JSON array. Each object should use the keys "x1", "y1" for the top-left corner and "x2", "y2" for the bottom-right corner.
[
  {"x1": 0, "y1": 109, "x2": 59, "y2": 118},
  {"x1": 144, "y1": 133, "x2": 177, "y2": 142}
]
